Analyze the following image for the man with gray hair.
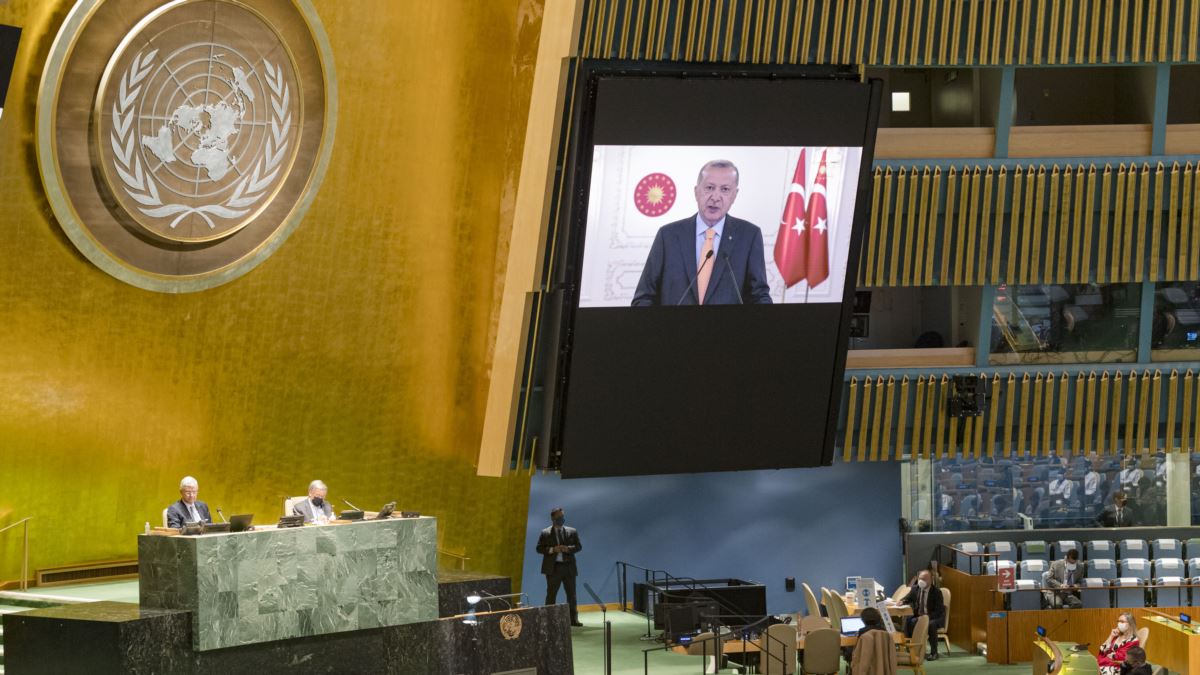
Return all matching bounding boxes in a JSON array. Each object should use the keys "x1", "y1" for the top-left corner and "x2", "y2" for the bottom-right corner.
[
  {"x1": 294, "y1": 479, "x2": 333, "y2": 523},
  {"x1": 166, "y1": 476, "x2": 212, "y2": 528},
  {"x1": 632, "y1": 159, "x2": 772, "y2": 306}
]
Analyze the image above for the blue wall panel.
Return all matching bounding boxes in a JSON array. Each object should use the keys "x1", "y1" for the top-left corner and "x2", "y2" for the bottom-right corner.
[{"x1": 522, "y1": 462, "x2": 904, "y2": 615}]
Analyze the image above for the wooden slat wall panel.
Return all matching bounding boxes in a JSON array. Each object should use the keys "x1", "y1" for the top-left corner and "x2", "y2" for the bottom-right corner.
[
  {"x1": 834, "y1": 367, "x2": 1185, "y2": 460},
  {"x1": 580, "y1": 0, "x2": 1200, "y2": 66},
  {"x1": 856, "y1": 161, "x2": 1198, "y2": 287}
]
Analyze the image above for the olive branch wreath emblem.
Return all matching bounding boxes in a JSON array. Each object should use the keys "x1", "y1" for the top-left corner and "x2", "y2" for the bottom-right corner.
[{"x1": 109, "y1": 49, "x2": 291, "y2": 231}]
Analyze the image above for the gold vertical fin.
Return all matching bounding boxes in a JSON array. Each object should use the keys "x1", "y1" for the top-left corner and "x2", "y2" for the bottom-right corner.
[
  {"x1": 1165, "y1": 369, "x2": 1178, "y2": 452},
  {"x1": 1098, "y1": 164, "x2": 1112, "y2": 283},
  {"x1": 986, "y1": 374, "x2": 1001, "y2": 456},
  {"x1": 1072, "y1": 373, "x2": 1085, "y2": 454},
  {"x1": 1031, "y1": 373, "x2": 1045, "y2": 456},
  {"x1": 1132, "y1": 163, "x2": 1148, "y2": 281},
  {"x1": 1149, "y1": 162, "x2": 1163, "y2": 281},
  {"x1": 891, "y1": 167, "x2": 909, "y2": 286},
  {"x1": 1084, "y1": 371, "x2": 1097, "y2": 454},
  {"x1": 1017, "y1": 373, "x2": 1031, "y2": 456},
  {"x1": 1007, "y1": 166, "x2": 1024, "y2": 282},
  {"x1": 844, "y1": 377, "x2": 858, "y2": 462},
  {"x1": 857, "y1": 375, "x2": 873, "y2": 462},
  {"x1": 1044, "y1": 166, "x2": 1061, "y2": 283},
  {"x1": 876, "y1": 167, "x2": 893, "y2": 285},
  {"x1": 1167, "y1": 162, "x2": 1180, "y2": 280},
  {"x1": 894, "y1": 376, "x2": 910, "y2": 461},
  {"x1": 1029, "y1": 166, "x2": 1046, "y2": 284},
  {"x1": 964, "y1": 166, "x2": 981, "y2": 285},
  {"x1": 935, "y1": 375, "x2": 949, "y2": 459},
  {"x1": 1079, "y1": 165, "x2": 1095, "y2": 283},
  {"x1": 925, "y1": 167, "x2": 941, "y2": 285},
  {"x1": 1183, "y1": 370, "x2": 1195, "y2": 452},
  {"x1": 1047, "y1": 0, "x2": 1061, "y2": 63},
  {"x1": 913, "y1": 376, "x2": 927, "y2": 459},
  {"x1": 1181, "y1": 163, "x2": 1194, "y2": 280},
  {"x1": 989, "y1": 167, "x2": 1004, "y2": 283},
  {"x1": 909, "y1": 167, "x2": 929, "y2": 285},
  {"x1": 1003, "y1": 374, "x2": 1017, "y2": 457},
  {"x1": 871, "y1": 376, "x2": 890, "y2": 461},
  {"x1": 1098, "y1": 371, "x2": 1111, "y2": 455},
  {"x1": 942, "y1": 167, "x2": 959, "y2": 285},
  {"x1": 1112, "y1": 164, "x2": 1127, "y2": 282}
]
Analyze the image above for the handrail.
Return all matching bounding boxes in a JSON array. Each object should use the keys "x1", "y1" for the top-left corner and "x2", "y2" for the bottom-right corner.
[
  {"x1": 0, "y1": 516, "x2": 32, "y2": 535},
  {"x1": 0, "y1": 516, "x2": 32, "y2": 591}
]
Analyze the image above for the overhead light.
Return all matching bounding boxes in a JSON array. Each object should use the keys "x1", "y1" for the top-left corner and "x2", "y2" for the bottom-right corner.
[{"x1": 891, "y1": 92, "x2": 911, "y2": 112}]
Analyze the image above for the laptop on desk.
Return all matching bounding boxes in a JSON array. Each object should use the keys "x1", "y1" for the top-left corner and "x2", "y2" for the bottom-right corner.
[
  {"x1": 229, "y1": 514, "x2": 253, "y2": 532},
  {"x1": 840, "y1": 616, "x2": 866, "y2": 636}
]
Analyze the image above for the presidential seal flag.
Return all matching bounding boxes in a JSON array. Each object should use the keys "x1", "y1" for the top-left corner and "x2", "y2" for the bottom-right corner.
[{"x1": 37, "y1": 0, "x2": 337, "y2": 292}]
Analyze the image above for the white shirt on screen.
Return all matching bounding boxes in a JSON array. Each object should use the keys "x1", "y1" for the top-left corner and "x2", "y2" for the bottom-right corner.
[
  {"x1": 1084, "y1": 471, "x2": 1100, "y2": 496},
  {"x1": 1120, "y1": 467, "x2": 1142, "y2": 487}
]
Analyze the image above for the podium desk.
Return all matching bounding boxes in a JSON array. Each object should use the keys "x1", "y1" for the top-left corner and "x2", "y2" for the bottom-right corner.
[
  {"x1": 1031, "y1": 636, "x2": 1098, "y2": 675},
  {"x1": 1145, "y1": 614, "x2": 1200, "y2": 675},
  {"x1": 139, "y1": 516, "x2": 438, "y2": 650}
]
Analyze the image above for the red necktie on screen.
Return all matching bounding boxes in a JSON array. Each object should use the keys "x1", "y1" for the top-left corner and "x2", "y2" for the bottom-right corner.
[{"x1": 697, "y1": 227, "x2": 715, "y2": 304}]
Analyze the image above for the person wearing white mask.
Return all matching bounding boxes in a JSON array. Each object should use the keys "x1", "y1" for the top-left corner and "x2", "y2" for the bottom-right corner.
[
  {"x1": 1047, "y1": 471, "x2": 1073, "y2": 505},
  {"x1": 1043, "y1": 548, "x2": 1082, "y2": 608},
  {"x1": 1119, "y1": 459, "x2": 1143, "y2": 490},
  {"x1": 1097, "y1": 612, "x2": 1140, "y2": 675},
  {"x1": 1083, "y1": 463, "x2": 1102, "y2": 505},
  {"x1": 900, "y1": 569, "x2": 945, "y2": 660}
]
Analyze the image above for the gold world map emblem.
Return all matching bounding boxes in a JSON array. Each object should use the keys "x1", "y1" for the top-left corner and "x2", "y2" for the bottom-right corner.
[
  {"x1": 38, "y1": 0, "x2": 336, "y2": 291},
  {"x1": 498, "y1": 612, "x2": 523, "y2": 640}
]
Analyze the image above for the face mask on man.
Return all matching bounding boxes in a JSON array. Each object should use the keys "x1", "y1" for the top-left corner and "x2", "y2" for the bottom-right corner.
[
  {"x1": 917, "y1": 579, "x2": 928, "y2": 589},
  {"x1": 553, "y1": 516, "x2": 565, "y2": 527},
  {"x1": 1065, "y1": 563, "x2": 1077, "y2": 571},
  {"x1": 312, "y1": 497, "x2": 324, "y2": 507}
]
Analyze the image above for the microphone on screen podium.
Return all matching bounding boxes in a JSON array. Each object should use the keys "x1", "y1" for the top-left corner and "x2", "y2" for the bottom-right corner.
[
  {"x1": 216, "y1": 508, "x2": 228, "y2": 523},
  {"x1": 720, "y1": 252, "x2": 744, "y2": 304},
  {"x1": 341, "y1": 499, "x2": 365, "y2": 521},
  {"x1": 676, "y1": 249, "x2": 714, "y2": 305}
]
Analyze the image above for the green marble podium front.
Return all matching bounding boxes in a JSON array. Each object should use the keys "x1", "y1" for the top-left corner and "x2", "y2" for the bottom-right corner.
[{"x1": 138, "y1": 516, "x2": 438, "y2": 650}]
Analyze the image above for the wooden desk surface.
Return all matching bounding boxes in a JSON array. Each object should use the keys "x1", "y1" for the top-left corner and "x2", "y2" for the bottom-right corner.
[
  {"x1": 844, "y1": 600, "x2": 914, "y2": 618},
  {"x1": 1144, "y1": 615, "x2": 1200, "y2": 675},
  {"x1": 674, "y1": 630, "x2": 905, "y2": 655}
]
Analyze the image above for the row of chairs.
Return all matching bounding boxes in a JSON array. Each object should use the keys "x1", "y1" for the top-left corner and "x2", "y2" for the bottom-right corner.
[{"x1": 955, "y1": 538, "x2": 1200, "y2": 573}]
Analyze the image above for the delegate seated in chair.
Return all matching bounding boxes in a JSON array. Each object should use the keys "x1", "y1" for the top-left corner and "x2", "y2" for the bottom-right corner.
[
  {"x1": 1043, "y1": 549, "x2": 1083, "y2": 609},
  {"x1": 900, "y1": 570, "x2": 945, "y2": 661}
]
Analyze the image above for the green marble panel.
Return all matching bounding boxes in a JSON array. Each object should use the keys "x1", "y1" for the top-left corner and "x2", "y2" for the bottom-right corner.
[{"x1": 138, "y1": 516, "x2": 438, "y2": 650}]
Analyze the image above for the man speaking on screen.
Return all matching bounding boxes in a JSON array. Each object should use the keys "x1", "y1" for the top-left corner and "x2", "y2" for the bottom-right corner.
[{"x1": 631, "y1": 160, "x2": 772, "y2": 306}]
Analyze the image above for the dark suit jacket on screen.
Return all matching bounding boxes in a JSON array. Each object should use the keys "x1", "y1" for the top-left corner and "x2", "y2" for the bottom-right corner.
[
  {"x1": 900, "y1": 583, "x2": 945, "y2": 622},
  {"x1": 536, "y1": 526, "x2": 582, "y2": 576},
  {"x1": 166, "y1": 499, "x2": 212, "y2": 528},
  {"x1": 631, "y1": 215, "x2": 773, "y2": 306},
  {"x1": 1097, "y1": 504, "x2": 1138, "y2": 527}
]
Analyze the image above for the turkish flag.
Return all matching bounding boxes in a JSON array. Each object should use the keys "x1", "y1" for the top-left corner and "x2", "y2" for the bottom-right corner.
[
  {"x1": 806, "y1": 149, "x2": 830, "y2": 287},
  {"x1": 773, "y1": 149, "x2": 807, "y2": 287}
]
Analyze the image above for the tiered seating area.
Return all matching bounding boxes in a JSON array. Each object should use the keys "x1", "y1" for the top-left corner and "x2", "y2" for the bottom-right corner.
[
  {"x1": 952, "y1": 537, "x2": 1200, "y2": 610},
  {"x1": 931, "y1": 454, "x2": 1170, "y2": 531}
]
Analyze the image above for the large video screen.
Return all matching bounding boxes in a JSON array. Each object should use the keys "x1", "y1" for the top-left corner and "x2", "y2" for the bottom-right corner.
[
  {"x1": 553, "y1": 64, "x2": 881, "y2": 478},
  {"x1": 580, "y1": 144, "x2": 863, "y2": 307}
]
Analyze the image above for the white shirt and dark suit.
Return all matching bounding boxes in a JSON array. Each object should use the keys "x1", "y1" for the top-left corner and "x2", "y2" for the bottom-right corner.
[
  {"x1": 536, "y1": 524, "x2": 582, "y2": 624},
  {"x1": 166, "y1": 500, "x2": 212, "y2": 528},
  {"x1": 901, "y1": 583, "x2": 945, "y2": 656}
]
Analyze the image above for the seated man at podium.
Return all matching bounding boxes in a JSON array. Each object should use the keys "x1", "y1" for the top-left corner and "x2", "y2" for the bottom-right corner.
[
  {"x1": 293, "y1": 479, "x2": 333, "y2": 523},
  {"x1": 166, "y1": 476, "x2": 212, "y2": 528}
]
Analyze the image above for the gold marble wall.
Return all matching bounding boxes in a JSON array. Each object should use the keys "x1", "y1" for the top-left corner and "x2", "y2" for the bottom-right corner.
[{"x1": 0, "y1": 0, "x2": 541, "y2": 586}]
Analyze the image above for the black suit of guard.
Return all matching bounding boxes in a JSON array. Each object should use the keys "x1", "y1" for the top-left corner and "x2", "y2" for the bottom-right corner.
[{"x1": 536, "y1": 519, "x2": 582, "y2": 625}]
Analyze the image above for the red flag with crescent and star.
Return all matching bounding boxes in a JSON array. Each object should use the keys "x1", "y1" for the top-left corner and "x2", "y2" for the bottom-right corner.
[
  {"x1": 773, "y1": 148, "x2": 808, "y2": 287},
  {"x1": 806, "y1": 149, "x2": 831, "y2": 287}
]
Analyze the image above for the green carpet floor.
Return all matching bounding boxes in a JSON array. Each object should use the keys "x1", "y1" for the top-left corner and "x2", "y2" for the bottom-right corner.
[{"x1": 570, "y1": 610, "x2": 1029, "y2": 674}]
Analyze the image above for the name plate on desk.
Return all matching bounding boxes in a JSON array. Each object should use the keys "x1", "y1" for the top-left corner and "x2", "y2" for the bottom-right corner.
[{"x1": 138, "y1": 516, "x2": 438, "y2": 650}]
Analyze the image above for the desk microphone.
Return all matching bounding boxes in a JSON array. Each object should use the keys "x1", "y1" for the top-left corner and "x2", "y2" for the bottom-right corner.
[
  {"x1": 676, "y1": 250, "x2": 714, "y2": 305},
  {"x1": 1043, "y1": 614, "x2": 1071, "y2": 641},
  {"x1": 477, "y1": 589, "x2": 513, "y2": 609},
  {"x1": 216, "y1": 508, "x2": 228, "y2": 523},
  {"x1": 720, "y1": 252, "x2": 744, "y2": 304},
  {"x1": 343, "y1": 499, "x2": 362, "y2": 511}
]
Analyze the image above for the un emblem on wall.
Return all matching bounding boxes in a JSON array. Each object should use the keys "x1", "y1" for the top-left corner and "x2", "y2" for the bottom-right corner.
[{"x1": 38, "y1": 0, "x2": 336, "y2": 291}]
